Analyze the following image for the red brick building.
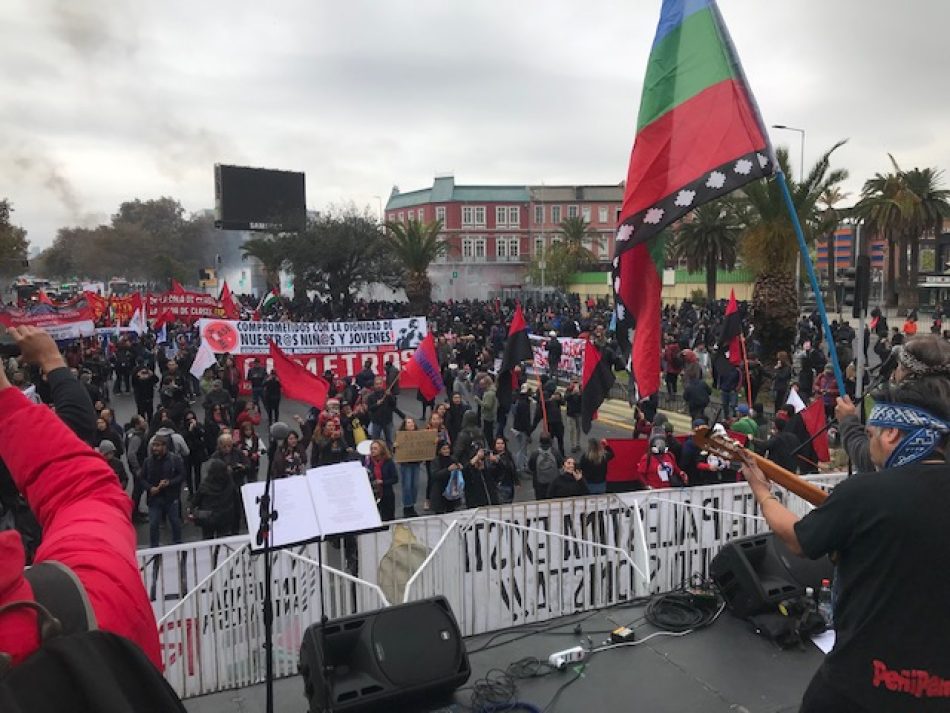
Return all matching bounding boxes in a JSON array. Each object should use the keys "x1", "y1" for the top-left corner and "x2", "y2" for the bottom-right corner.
[{"x1": 385, "y1": 176, "x2": 623, "y2": 299}]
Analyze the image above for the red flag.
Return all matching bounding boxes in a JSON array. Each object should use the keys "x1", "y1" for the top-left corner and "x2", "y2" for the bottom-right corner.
[
  {"x1": 170, "y1": 278, "x2": 186, "y2": 294},
  {"x1": 800, "y1": 399, "x2": 830, "y2": 462},
  {"x1": 721, "y1": 289, "x2": 743, "y2": 366},
  {"x1": 611, "y1": 1, "x2": 774, "y2": 398},
  {"x1": 269, "y1": 340, "x2": 329, "y2": 409},
  {"x1": 581, "y1": 340, "x2": 616, "y2": 433},
  {"x1": 37, "y1": 289, "x2": 54, "y2": 305},
  {"x1": 402, "y1": 333, "x2": 444, "y2": 401},
  {"x1": 497, "y1": 305, "x2": 533, "y2": 406},
  {"x1": 219, "y1": 281, "x2": 240, "y2": 319},
  {"x1": 152, "y1": 309, "x2": 176, "y2": 331}
]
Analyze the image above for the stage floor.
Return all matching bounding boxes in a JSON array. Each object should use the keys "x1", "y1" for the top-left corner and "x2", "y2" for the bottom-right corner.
[{"x1": 183, "y1": 606, "x2": 823, "y2": 713}]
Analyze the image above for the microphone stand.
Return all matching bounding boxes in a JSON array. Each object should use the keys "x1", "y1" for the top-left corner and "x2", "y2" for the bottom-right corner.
[{"x1": 255, "y1": 445, "x2": 280, "y2": 713}]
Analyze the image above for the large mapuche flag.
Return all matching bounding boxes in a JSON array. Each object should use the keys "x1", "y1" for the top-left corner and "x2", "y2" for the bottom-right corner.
[{"x1": 612, "y1": 0, "x2": 774, "y2": 397}]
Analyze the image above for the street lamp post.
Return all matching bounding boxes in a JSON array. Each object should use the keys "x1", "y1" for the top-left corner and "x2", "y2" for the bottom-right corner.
[
  {"x1": 372, "y1": 195, "x2": 383, "y2": 223},
  {"x1": 772, "y1": 124, "x2": 806, "y2": 306}
]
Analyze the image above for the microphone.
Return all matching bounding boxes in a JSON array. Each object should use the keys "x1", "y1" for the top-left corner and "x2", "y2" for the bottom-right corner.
[{"x1": 269, "y1": 421, "x2": 291, "y2": 441}]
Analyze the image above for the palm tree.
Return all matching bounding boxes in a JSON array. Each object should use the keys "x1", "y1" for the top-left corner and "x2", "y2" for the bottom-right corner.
[
  {"x1": 385, "y1": 218, "x2": 447, "y2": 310},
  {"x1": 240, "y1": 235, "x2": 286, "y2": 293},
  {"x1": 855, "y1": 164, "x2": 905, "y2": 307},
  {"x1": 739, "y1": 140, "x2": 849, "y2": 358},
  {"x1": 816, "y1": 186, "x2": 850, "y2": 311},
  {"x1": 900, "y1": 166, "x2": 950, "y2": 307},
  {"x1": 854, "y1": 157, "x2": 949, "y2": 309},
  {"x1": 555, "y1": 216, "x2": 599, "y2": 268},
  {"x1": 669, "y1": 199, "x2": 742, "y2": 302}
]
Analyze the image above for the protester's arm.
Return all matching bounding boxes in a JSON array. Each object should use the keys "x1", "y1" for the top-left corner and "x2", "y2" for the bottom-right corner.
[
  {"x1": 47, "y1": 368, "x2": 98, "y2": 445},
  {"x1": 167, "y1": 455, "x2": 186, "y2": 489},
  {"x1": 835, "y1": 396, "x2": 875, "y2": 473}
]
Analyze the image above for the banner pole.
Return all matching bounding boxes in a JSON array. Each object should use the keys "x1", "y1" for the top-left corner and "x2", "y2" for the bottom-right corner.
[
  {"x1": 739, "y1": 334, "x2": 754, "y2": 409},
  {"x1": 775, "y1": 170, "x2": 847, "y2": 397},
  {"x1": 536, "y1": 371, "x2": 550, "y2": 434}
]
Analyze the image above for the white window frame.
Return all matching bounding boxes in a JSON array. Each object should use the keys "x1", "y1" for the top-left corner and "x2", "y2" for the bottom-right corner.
[
  {"x1": 496, "y1": 206, "x2": 507, "y2": 226},
  {"x1": 416, "y1": 207, "x2": 424, "y2": 221},
  {"x1": 568, "y1": 205, "x2": 578, "y2": 219},
  {"x1": 408, "y1": 209, "x2": 414, "y2": 221},
  {"x1": 463, "y1": 236, "x2": 486, "y2": 261},
  {"x1": 551, "y1": 205, "x2": 562, "y2": 224},
  {"x1": 398, "y1": 211, "x2": 405, "y2": 222},
  {"x1": 496, "y1": 236, "x2": 508, "y2": 259},
  {"x1": 507, "y1": 237, "x2": 520, "y2": 260},
  {"x1": 462, "y1": 206, "x2": 474, "y2": 226},
  {"x1": 534, "y1": 204, "x2": 544, "y2": 225},
  {"x1": 534, "y1": 236, "x2": 545, "y2": 257},
  {"x1": 435, "y1": 206, "x2": 445, "y2": 224},
  {"x1": 598, "y1": 206, "x2": 608, "y2": 223},
  {"x1": 508, "y1": 206, "x2": 520, "y2": 227},
  {"x1": 474, "y1": 206, "x2": 486, "y2": 226},
  {"x1": 582, "y1": 205, "x2": 591, "y2": 222}
]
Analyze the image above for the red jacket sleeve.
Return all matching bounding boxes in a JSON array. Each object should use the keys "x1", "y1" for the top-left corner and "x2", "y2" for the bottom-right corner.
[{"x1": 0, "y1": 388, "x2": 162, "y2": 669}]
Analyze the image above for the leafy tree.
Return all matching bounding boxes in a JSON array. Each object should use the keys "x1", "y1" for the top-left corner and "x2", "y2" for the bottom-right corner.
[
  {"x1": 739, "y1": 140, "x2": 848, "y2": 358},
  {"x1": 556, "y1": 216, "x2": 599, "y2": 267},
  {"x1": 0, "y1": 200, "x2": 30, "y2": 278},
  {"x1": 669, "y1": 198, "x2": 742, "y2": 302},
  {"x1": 525, "y1": 248, "x2": 578, "y2": 291},
  {"x1": 385, "y1": 218, "x2": 446, "y2": 311},
  {"x1": 281, "y1": 206, "x2": 400, "y2": 313}
]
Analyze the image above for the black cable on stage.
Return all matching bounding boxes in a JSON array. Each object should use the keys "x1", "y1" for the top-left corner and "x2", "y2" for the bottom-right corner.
[{"x1": 645, "y1": 587, "x2": 723, "y2": 633}]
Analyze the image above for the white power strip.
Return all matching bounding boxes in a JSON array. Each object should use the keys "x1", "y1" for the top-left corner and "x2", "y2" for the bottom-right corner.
[{"x1": 548, "y1": 646, "x2": 586, "y2": 670}]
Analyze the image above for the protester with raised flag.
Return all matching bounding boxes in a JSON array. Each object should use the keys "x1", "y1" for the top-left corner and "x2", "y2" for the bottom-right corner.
[
  {"x1": 581, "y1": 339, "x2": 615, "y2": 436},
  {"x1": 496, "y1": 304, "x2": 532, "y2": 410},
  {"x1": 740, "y1": 369, "x2": 950, "y2": 711}
]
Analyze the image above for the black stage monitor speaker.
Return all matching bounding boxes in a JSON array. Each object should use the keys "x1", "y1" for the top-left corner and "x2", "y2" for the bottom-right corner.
[
  {"x1": 299, "y1": 596, "x2": 470, "y2": 712},
  {"x1": 710, "y1": 533, "x2": 833, "y2": 618}
]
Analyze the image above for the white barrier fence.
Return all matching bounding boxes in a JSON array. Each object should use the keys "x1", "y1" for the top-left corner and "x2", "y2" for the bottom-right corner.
[{"x1": 145, "y1": 474, "x2": 846, "y2": 698}]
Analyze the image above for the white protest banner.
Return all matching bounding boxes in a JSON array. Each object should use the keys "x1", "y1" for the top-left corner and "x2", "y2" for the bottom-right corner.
[{"x1": 528, "y1": 334, "x2": 586, "y2": 378}]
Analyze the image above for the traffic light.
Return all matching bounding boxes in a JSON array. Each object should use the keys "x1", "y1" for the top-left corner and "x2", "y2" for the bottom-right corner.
[
  {"x1": 853, "y1": 255, "x2": 871, "y2": 318},
  {"x1": 840, "y1": 267, "x2": 857, "y2": 309}
]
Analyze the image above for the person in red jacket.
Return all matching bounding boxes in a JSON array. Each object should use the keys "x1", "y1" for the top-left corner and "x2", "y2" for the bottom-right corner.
[
  {"x1": 634, "y1": 435, "x2": 687, "y2": 489},
  {"x1": 0, "y1": 325, "x2": 162, "y2": 670}
]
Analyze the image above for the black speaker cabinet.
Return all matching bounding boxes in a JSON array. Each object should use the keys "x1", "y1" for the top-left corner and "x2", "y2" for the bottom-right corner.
[
  {"x1": 710, "y1": 533, "x2": 833, "y2": 618},
  {"x1": 299, "y1": 596, "x2": 470, "y2": 712}
]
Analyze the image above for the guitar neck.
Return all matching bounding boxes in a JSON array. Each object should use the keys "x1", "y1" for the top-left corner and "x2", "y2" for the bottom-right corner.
[{"x1": 748, "y1": 451, "x2": 829, "y2": 506}]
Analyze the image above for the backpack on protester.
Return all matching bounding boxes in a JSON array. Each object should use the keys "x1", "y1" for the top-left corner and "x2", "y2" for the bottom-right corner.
[
  {"x1": 670, "y1": 350, "x2": 684, "y2": 370},
  {"x1": 0, "y1": 561, "x2": 186, "y2": 713},
  {"x1": 443, "y1": 468, "x2": 465, "y2": 502},
  {"x1": 535, "y1": 449, "x2": 559, "y2": 485}
]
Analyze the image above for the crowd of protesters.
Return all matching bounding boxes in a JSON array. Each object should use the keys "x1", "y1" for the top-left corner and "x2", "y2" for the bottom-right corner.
[{"x1": 5, "y1": 285, "x2": 947, "y2": 553}]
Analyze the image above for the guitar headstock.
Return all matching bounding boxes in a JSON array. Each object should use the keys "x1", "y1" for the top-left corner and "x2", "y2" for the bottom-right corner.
[{"x1": 692, "y1": 425, "x2": 746, "y2": 462}]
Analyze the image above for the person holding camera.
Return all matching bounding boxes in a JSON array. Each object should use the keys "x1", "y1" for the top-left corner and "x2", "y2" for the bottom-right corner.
[{"x1": 463, "y1": 444, "x2": 497, "y2": 508}]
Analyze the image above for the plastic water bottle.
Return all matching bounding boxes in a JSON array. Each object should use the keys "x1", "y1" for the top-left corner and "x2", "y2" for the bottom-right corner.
[{"x1": 817, "y1": 578, "x2": 833, "y2": 628}]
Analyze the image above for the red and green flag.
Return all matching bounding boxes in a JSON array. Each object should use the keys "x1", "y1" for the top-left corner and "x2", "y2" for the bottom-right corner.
[{"x1": 612, "y1": 0, "x2": 774, "y2": 397}]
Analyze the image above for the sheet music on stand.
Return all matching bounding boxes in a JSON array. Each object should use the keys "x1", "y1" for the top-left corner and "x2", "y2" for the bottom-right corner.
[{"x1": 242, "y1": 460, "x2": 382, "y2": 551}]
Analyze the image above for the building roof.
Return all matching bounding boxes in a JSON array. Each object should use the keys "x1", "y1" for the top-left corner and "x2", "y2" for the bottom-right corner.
[
  {"x1": 386, "y1": 176, "x2": 621, "y2": 210},
  {"x1": 528, "y1": 185, "x2": 624, "y2": 202}
]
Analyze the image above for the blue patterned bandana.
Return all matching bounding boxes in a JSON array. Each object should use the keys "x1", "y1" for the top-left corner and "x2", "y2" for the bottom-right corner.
[{"x1": 867, "y1": 403, "x2": 950, "y2": 468}]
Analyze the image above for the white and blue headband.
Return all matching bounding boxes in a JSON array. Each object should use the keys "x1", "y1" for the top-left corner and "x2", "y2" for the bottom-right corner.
[{"x1": 867, "y1": 403, "x2": 950, "y2": 468}]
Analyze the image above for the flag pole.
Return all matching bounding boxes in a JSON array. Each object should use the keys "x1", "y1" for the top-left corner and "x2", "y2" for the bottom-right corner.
[
  {"x1": 775, "y1": 170, "x2": 847, "y2": 397},
  {"x1": 739, "y1": 334, "x2": 754, "y2": 409},
  {"x1": 535, "y1": 371, "x2": 550, "y2": 434}
]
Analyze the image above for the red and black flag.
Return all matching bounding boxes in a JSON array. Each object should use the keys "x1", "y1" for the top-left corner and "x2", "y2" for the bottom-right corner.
[
  {"x1": 611, "y1": 0, "x2": 774, "y2": 397},
  {"x1": 497, "y1": 304, "x2": 533, "y2": 405},
  {"x1": 720, "y1": 288, "x2": 743, "y2": 366},
  {"x1": 581, "y1": 340, "x2": 616, "y2": 433}
]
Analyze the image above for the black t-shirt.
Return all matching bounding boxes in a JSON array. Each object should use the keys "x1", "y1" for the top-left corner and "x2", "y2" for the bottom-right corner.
[{"x1": 793, "y1": 462, "x2": 950, "y2": 711}]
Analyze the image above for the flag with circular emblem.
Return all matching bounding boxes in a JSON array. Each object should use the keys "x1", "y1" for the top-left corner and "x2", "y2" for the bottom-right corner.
[{"x1": 612, "y1": 0, "x2": 774, "y2": 398}]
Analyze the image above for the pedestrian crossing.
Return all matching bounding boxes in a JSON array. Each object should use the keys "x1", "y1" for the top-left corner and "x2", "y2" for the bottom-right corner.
[{"x1": 594, "y1": 398, "x2": 694, "y2": 434}]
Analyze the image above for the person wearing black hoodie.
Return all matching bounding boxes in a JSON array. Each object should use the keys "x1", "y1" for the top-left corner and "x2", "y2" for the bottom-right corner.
[{"x1": 189, "y1": 458, "x2": 236, "y2": 540}]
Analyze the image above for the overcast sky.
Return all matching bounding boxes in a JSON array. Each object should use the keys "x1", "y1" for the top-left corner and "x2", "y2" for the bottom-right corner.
[{"x1": 2, "y1": 0, "x2": 948, "y2": 250}]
